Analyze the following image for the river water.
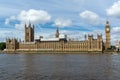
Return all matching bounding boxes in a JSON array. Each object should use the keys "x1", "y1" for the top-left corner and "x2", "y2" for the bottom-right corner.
[{"x1": 0, "y1": 53, "x2": 120, "y2": 80}]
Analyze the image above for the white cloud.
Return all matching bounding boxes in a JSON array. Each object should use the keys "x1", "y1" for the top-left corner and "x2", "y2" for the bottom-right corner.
[
  {"x1": 5, "y1": 9, "x2": 51, "y2": 29},
  {"x1": 54, "y1": 18, "x2": 72, "y2": 28},
  {"x1": 110, "y1": 33, "x2": 120, "y2": 45},
  {"x1": 107, "y1": 0, "x2": 120, "y2": 18},
  {"x1": 80, "y1": 10, "x2": 100, "y2": 25},
  {"x1": 5, "y1": 16, "x2": 16, "y2": 25},
  {"x1": 0, "y1": 28, "x2": 24, "y2": 42},
  {"x1": 15, "y1": 23, "x2": 25, "y2": 30},
  {"x1": 17, "y1": 9, "x2": 51, "y2": 24},
  {"x1": 112, "y1": 27, "x2": 120, "y2": 34}
]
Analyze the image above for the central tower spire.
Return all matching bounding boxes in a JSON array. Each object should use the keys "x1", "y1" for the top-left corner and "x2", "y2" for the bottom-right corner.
[
  {"x1": 25, "y1": 21, "x2": 34, "y2": 42},
  {"x1": 55, "y1": 26, "x2": 59, "y2": 38}
]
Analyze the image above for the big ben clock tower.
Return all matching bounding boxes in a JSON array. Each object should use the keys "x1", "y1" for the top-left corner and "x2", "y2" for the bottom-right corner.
[{"x1": 105, "y1": 20, "x2": 111, "y2": 49}]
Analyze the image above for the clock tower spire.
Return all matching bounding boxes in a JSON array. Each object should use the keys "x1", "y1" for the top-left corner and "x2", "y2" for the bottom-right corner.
[{"x1": 105, "y1": 19, "x2": 111, "y2": 49}]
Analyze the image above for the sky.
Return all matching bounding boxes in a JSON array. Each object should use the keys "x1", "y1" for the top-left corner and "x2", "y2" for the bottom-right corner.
[{"x1": 0, "y1": 0, "x2": 120, "y2": 45}]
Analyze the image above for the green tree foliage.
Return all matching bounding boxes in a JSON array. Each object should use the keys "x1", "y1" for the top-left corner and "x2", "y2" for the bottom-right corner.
[
  {"x1": 111, "y1": 45, "x2": 116, "y2": 50},
  {"x1": 0, "y1": 42, "x2": 6, "y2": 50},
  {"x1": 107, "y1": 45, "x2": 116, "y2": 51}
]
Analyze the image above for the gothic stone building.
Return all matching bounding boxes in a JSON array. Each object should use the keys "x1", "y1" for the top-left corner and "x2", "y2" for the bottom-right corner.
[{"x1": 5, "y1": 20, "x2": 111, "y2": 52}]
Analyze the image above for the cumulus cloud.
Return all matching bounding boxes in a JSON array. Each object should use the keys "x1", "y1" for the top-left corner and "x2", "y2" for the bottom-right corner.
[
  {"x1": 107, "y1": 0, "x2": 120, "y2": 18},
  {"x1": 54, "y1": 18, "x2": 72, "y2": 28},
  {"x1": 80, "y1": 10, "x2": 100, "y2": 25},
  {"x1": 5, "y1": 9, "x2": 51, "y2": 29},
  {"x1": 112, "y1": 27, "x2": 120, "y2": 34},
  {"x1": 17, "y1": 9, "x2": 51, "y2": 24},
  {"x1": 5, "y1": 16, "x2": 16, "y2": 25}
]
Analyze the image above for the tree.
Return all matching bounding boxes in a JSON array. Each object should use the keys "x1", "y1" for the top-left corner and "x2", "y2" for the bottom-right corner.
[
  {"x1": 111, "y1": 45, "x2": 116, "y2": 50},
  {"x1": 0, "y1": 42, "x2": 6, "y2": 50}
]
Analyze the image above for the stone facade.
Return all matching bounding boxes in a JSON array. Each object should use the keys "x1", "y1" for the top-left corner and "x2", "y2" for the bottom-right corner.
[
  {"x1": 6, "y1": 38, "x2": 19, "y2": 51},
  {"x1": 6, "y1": 21, "x2": 111, "y2": 52}
]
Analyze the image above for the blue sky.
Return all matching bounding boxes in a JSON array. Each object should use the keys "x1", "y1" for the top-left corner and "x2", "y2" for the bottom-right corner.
[{"x1": 0, "y1": 0, "x2": 120, "y2": 45}]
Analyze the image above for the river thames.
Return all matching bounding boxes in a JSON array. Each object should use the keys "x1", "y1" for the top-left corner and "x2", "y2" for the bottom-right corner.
[{"x1": 0, "y1": 53, "x2": 120, "y2": 80}]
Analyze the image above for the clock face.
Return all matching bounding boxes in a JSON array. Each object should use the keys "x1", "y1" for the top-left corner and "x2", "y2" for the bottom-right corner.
[{"x1": 106, "y1": 28, "x2": 109, "y2": 32}]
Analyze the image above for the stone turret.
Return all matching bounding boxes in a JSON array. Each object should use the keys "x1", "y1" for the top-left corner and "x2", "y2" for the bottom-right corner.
[{"x1": 6, "y1": 38, "x2": 19, "y2": 51}]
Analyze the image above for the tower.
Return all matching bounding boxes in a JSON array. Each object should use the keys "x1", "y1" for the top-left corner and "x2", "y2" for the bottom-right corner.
[
  {"x1": 88, "y1": 34, "x2": 93, "y2": 51},
  {"x1": 97, "y1": 34, "x2": 103, "y2": 50},
  {"x1": 105, "y1": 20, "x2": 111, "y2": 49},
  {"x1": 84, "y1": 34, "x2": 87, "y2": 41},
  {"x1": 55, "y1": 26, "x2": 59, "y2": 38},
  {"x1": 25, "y1": 22, "x2": 34, "y2": 42},
  {"x1": 6, "y1": 38, "x2": 19, "y2": 50}
]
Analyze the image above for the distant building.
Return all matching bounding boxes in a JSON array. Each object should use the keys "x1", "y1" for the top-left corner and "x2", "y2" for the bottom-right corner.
[
  {"x1": 5, "y1": 20, "x2": 111, "y2": 52},
  {"x1": 115, "y1": 40, "x2": 120, "y2": 51}
]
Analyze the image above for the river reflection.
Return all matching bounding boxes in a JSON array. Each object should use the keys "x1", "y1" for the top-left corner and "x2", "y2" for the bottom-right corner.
[{"x1": 0, "y1": 53, "x2": 120, "y2": 80}]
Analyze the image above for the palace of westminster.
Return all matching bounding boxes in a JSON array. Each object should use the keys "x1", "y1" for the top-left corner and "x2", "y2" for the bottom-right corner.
[{"x1": 5, "y1": 20, "x2": 111, "y2": 52}]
